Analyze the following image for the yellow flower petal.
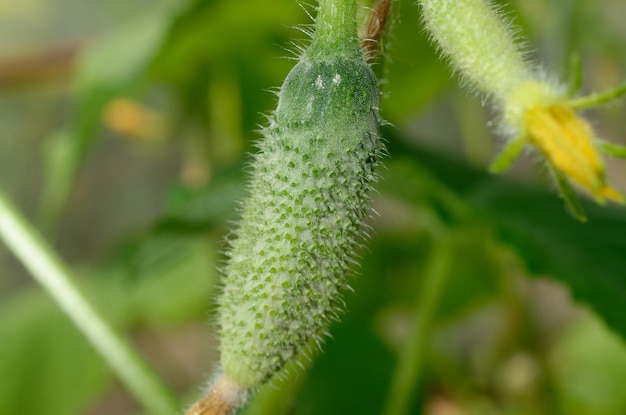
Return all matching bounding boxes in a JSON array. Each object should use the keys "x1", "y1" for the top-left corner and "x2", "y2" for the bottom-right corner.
[
  {"x1": 525, "y1": 104, "x2": 621, "y2": 202},
  {"x1": 598, "y1": 185, "x2": 625, "y2": 204}
]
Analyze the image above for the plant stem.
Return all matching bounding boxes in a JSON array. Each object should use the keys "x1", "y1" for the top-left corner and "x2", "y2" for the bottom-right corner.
[
  {"x1": 184, "y1": 375, "x2": 246, "y2": 415},
  {"x1": 568, "y1": 81, "x2": 626, "y2": 109},
  {"x1": 382, "y1": 238, "x2": 453, "y2": 415},
  {"x1": 360, "y1": 0, "x2": 393, "y2": 62},
  {"x1": 309, "y1": 0, "x2": 360, "y2": 59},
  {"x1": 0, "y1": 191, "x2": 180, "y2": 415}
]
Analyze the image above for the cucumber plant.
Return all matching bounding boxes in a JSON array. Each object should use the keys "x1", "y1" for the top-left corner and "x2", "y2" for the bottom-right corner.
[
  {"x1": 185, "y1": 0, "x2": 383, "y2": 413},
  {"x1": 185, "y1": 0, "x2": 626, "y2": 413},
  {"x1": 2, "y1": 2, "x2": 625, "y2": 415}
]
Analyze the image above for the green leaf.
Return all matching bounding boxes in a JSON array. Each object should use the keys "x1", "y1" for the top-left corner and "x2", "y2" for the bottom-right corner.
[
  {"x1": 296, "y1": 324, "x2": 395, "y2": 415},
  {"x1": 0, "y1": 232, "x2": 217, "y2": 415},
  {"x1": 434, "y1": 228, "x2": 501, "y2": 322},
  {"x1": 471, "y1": 179, "x2": 626, "y2": 340},
  {"x1": 148, "y1": 0, "x2": 306, "y2": 138},
  {"x1": 0, "y1": 293, "x2": 110, "y2": 415},
  {"x1": 386, "y1": 136, "x2": 626, "y2": 342},
  {"x1": 38, "y1": 2, "x2": 186, "y2": 229},
  {"x1": 156, "y1": 170, "x2": 244, "y2": 234},
  {"x1": 381, "y1": 0, "x2": 451, "y2": 123},
  {"x1": 123, "y1": 236, "x2": 218, "y2": 325},
  {"x1": 552, "y1": 315, "x2": 626, "y2": 414}
]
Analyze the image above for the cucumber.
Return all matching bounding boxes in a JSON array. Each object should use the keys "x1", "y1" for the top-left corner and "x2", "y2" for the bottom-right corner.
[{"x1": 217, "y1": 0, "x2": 382, "y2": 390}]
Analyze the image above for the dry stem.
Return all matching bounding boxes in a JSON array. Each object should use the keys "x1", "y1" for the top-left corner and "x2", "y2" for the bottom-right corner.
[
  {"x1": 360, "y1": 0, "x2": 393, "y2": 63},
  {"x1": 184, "y1": 376, "x2": 247, "y2": 415}
]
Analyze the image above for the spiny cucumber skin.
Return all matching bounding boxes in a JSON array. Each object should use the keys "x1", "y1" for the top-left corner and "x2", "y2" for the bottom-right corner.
[{"x1": 218, "y1": 55, "x2": 381, "y2": 389}]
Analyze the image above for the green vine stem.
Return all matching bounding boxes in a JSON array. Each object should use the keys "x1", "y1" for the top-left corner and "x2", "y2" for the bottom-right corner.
[
  {"x1": 382, "y1": 237, "x2": 453, "y2": 415},
  {"x1": 0, "y1": 191, "x2": 179, "y2": 415}
]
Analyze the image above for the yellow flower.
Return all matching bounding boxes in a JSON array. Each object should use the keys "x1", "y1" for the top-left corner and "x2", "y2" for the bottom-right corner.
[
  {"x1": 525, "y1": 103, "x2": 623, "y2": 203},
  {"x1": 417, "y1": 0, "x2": 626, "y2": 217},
  {"x1": 492, "y1": 80, "x2": 626, "y2": 212}
]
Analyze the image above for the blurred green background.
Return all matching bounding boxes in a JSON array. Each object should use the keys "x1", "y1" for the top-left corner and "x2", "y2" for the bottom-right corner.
[{"x1": 1, "y1": 0, "x2": 626, "y2": 414}]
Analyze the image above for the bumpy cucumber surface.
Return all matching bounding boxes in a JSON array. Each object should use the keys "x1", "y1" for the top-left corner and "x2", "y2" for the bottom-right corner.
[{"x1": 217, "y1": 8, "x2": 381, "y2": 389}]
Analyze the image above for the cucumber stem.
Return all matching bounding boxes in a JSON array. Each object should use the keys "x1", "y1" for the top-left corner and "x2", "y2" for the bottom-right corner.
[{"x1": 309, "y1": 0, "x2": 360, "y2": 60}]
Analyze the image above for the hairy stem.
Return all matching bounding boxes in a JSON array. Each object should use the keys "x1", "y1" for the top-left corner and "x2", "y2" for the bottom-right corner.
[
  {"x1": 0, "y1": 191, "x2": 179, "y2": 415},
  {"x1": 309, "y1": 0, "x2": 360, "y2": 59}
]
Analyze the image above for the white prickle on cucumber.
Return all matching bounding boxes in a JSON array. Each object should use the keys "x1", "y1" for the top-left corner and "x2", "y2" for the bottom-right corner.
[{"x1": 218, "y1": 0, "x2": 381, "y2": 391}]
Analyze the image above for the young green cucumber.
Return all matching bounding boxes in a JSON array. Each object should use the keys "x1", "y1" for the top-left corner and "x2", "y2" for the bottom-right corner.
[{"x1": 217, "y1": 0, "x2": 382, "y2": 390}]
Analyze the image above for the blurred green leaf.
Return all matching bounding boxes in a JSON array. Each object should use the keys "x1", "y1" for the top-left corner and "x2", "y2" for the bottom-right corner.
[
  {"x1": 75, "y1": 6, "x2": 180, "y2": 91},
  {"x1": 93, "y1": 234, "x2": 219, "y2": 327},
  {"x1": 122, "y1": 236, "x2": 218, "y2": 325},
  {"x1": 435, "y1": 228, "x2": 501, "y2": 323},
  {"x1": 0, "y1": 293, "x2": 110, "y2": 415},
  {"x1": 552, "y1": 315, "x2": 626, "y2": 414},
  {"x1": 472, "y1": 180, "x2": 626, "y2": 341},
  {"x1": 38, "y1": 1, "x2": 188, "y2": 229},
  {"x1": 0, "y1": 234, "x2": 217, "y2": 415},
  {"x1": 156, "y1": 169, "x2": 244, "y2": 234},
  {"x1": 386, "y1": 135, "x2": 626, "y2": 342},
  {"x1": 381, "y1": 0, "x2": 451, "y2": 123},
  {"x1": 296, "y1": 323, "x2": 395, "y2": 415},
  {"x1": 149, "y1": 0, "x2": 304, "y2": 121}
]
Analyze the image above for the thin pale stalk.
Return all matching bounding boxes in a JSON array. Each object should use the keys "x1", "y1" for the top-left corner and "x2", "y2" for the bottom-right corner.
[{"x1": 0, "y1": 191, "x2": 179, "y2": 415}]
